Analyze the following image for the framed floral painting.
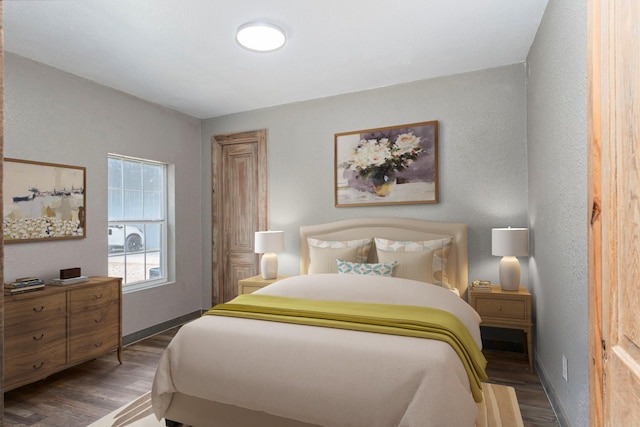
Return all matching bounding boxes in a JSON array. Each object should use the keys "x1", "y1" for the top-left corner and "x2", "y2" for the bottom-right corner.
[
  {"x1": 3, "y1": 158, "x2": 86, "y2": 242},
  {"x1": 334, "y1": 120, "x2": 438, "y2": 207}
]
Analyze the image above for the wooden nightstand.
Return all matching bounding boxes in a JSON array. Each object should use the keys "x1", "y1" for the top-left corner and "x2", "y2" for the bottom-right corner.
[
  {"x1": 469, "y1": 285, "x2": 534, "y2": 372},
  {"x1": 238, "y1": 275, "x2": 289, "y2": 295}
]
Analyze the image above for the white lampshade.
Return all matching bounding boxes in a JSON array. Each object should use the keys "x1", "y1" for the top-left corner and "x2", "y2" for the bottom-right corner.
[
  {"x1": 255, "y1": 231, "x2": 284, "y2": 280},
  {"x1": 492, "y1": 228, "x2": 529, "y2": 257},
  {"x1": 254, "y1": 231, "x2": 284, "y2": 254},
  {"x1": 492, "y1": 228, "x2": 529, "y2": 291}
]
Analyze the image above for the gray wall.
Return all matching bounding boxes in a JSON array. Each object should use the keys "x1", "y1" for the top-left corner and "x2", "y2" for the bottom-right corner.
[
  {"x1": 527, "y1": 1, "x2": 588, "y2": 426},
  {"x1": 4, "y1": 53, "x2": 204, "y2": 336},
  {"x1": 201, "y1": 63, "x2": 529, "y2": 300}
]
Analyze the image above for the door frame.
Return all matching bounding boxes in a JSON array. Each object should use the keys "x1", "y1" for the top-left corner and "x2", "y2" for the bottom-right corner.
[
  {"x1": 1, "y1": 2, "x2": 5, "y2": 418},
  {"x1": 211, "y1": 130, "x2": 268, "y2": 306},
  {"x1": 587, "y1": 0, "x2": 608, "y2": 427},
  {"x1": 587, "y1": 1, "x2": 604, "y2": 424}
]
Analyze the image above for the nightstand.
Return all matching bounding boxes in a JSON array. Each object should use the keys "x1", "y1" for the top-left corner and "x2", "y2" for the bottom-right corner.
[
  {"x1": 469, "y1": 285, "x2": 534, "y2": 372},
  {"x1": 238, "y1": 275, "x2": 289, "y2": 295}
]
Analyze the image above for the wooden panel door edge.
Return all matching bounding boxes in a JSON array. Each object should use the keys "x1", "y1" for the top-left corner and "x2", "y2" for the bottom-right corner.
[
  {"x1": 1, "y1": 1, "x2": 5, "y2": 418},
  {"x1": 587, "y1": 0, "x2": 605, "y2": 425},
  {"x1": 589, "y1": 1, "x2": 640, "y2": 425}
]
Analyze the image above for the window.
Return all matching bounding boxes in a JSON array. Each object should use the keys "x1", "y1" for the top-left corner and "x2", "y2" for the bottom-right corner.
[{"x1": 108, "y1": 154, "x2": 168, "y2": 291}]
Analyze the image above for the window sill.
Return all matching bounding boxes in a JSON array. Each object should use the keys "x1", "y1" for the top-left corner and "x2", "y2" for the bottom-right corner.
[{"x1": 123, "y1": 279, "x2": 175, "y2": 294}]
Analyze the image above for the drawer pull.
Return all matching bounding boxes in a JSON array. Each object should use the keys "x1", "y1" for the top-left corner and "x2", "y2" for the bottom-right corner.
[
  {"x1": 94, "y1": 341, "x2": 103, "y2": 348},
  {"x1": 497, "y1": 306, "x2": 503, "y2": 311},
  {"x1": 95, "y1": 316, "x2": 104, "y2": 324},
  {"x1": 33, "y1": 362, "x2": 44, "y2": 370},
  {"x1": 33, "y1": 333, "x2": 45, "y2": 341},
  {"x1": 33, "y1": 306, "x2": 45, "y2": 312},
  {"x1": 94, "y1": 294, "x2": 103, "y2": 299}
]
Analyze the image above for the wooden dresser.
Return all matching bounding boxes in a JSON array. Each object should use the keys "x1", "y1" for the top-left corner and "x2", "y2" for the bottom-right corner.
[{"x1": 4, "y1": 276, "x2": 122, "y2": 391}]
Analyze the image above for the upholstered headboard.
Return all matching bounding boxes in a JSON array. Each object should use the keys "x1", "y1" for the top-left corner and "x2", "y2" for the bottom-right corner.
[{"x1": 299, "y1": 217, "x2": 468, "y2": 296}]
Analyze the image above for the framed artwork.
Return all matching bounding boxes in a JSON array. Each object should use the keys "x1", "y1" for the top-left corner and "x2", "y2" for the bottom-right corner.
[
  {"x1": 3, "y1": 158, "x2": 86, "y2": 242},
  {"x1": 335, "y1": 120, "x2": 438, "y2": 207}
]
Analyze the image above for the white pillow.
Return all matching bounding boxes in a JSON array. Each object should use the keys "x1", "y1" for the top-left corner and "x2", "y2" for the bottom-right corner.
[
  {"x1": 336, "y1": 259, "x2": 397, "y2": 277},
  {"x1": 374, "y1": 237, "x2": 453, "y2": 288},
  {"x1": 308, "y1": 238, "x2": 373, "y2": 274}
]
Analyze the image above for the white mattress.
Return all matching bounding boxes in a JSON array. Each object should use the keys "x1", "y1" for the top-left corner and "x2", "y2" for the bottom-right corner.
[{"x1": 152, "y1": 274, "x2": 483, "y2": 427}]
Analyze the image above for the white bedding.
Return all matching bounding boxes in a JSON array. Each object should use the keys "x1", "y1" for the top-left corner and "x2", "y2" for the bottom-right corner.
[{"x1": 152, "y1": 274, "x2": 483, "y2": 427}]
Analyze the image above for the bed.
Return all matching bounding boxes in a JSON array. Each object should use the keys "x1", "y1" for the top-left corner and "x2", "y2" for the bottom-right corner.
[{"x1": 151, "y1": 217, "x2": 486, "y2": 427}]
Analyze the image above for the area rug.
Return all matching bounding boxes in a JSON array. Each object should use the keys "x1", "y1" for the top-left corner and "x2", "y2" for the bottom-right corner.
[
  {"x1": 476, "y1": 383, "x2": 525, "y2": 427},
  {"x1": 87, "y1": 392, "x2": 163, "y2": 427},
  {"x1": 88, "y1": 383, "x2": 523, "y2": 427}
]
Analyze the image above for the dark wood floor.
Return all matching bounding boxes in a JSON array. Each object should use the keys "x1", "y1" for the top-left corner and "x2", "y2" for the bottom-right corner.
[
  {"x1": 4, "y1": 329, "x2": 174, "y2": 427},
  {"x1": 4, "y1": 327, "x2": 559, "y2": 427},
  {"x1": 484, "y1": 350, "x2": 560, "y2": 427}
]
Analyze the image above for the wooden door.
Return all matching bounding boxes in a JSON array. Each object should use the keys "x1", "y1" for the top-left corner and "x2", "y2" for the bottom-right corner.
[
  {"x1": 212, "y1": 130, "x2": 267, "y2": 304},
  {"x1": 588, "y1": 1, "x2": 640, "y2": 425},
  {"x1": 1, "y1": 1, "x2": 5, "y2": 418}
]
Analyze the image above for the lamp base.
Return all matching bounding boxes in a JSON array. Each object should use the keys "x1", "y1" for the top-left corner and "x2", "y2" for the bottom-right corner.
[
  {"x1": 260, "y1": 252, "x2": 278, "y2": 280},
  {"x1": 499, "y1": 256, "x2": 521, "y2": 291}
]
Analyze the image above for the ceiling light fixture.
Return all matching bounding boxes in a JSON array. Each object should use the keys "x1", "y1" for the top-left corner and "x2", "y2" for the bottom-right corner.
[{"x1": 236, "y1": 22, "x2": 286, "y2": 52}]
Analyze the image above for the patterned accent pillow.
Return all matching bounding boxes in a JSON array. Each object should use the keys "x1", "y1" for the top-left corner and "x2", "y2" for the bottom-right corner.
[
  {"x1": 374, "y1": 237, "x2": 454, "y2": 289},
  {"x1": 336, "y1": 259, "x2": 397, "y2": 277},
  {"x1": 308, "y1": 238, "x2": 373, "y2": 274}
]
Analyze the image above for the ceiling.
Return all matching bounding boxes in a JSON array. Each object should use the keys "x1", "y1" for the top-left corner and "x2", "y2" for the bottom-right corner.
[{"x1": 3, "y1": 0, "x2": 549, "y2": 119}]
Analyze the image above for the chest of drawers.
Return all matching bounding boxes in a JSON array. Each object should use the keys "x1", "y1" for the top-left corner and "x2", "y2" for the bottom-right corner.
[{"x1": 4, "y1": 276, "x2": 122, "y2": 391}]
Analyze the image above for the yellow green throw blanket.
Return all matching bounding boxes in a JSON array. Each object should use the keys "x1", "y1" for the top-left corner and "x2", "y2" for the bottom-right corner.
[{"x1": 205, "y1": 294, "x2": 488, "y2": 402}]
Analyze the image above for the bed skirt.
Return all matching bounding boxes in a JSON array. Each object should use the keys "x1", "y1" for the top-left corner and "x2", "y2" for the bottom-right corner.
[{"x1": 162, "y1": 383, "x2": 524, "y2": 427}]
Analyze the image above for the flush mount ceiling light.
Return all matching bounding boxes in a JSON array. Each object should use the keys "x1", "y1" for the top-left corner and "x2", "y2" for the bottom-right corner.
[{"x1": 236, "y1": 22, "x2": 286, "y2": 52}]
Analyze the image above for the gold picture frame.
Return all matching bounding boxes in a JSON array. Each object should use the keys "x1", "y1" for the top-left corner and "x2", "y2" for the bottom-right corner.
[
  {"x1": 334, "y1": 120, "x2": 438, "y2": 207},
  {"x1": 3, "y1": 158, "x2": 86, "y2": 242}
]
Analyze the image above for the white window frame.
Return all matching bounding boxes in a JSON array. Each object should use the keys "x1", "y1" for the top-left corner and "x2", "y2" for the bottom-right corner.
[{"x1": 108, "y1": 154, "x2": 170, "y2": 292}]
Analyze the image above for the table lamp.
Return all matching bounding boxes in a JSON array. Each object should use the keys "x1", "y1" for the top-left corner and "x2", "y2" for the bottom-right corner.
[
  {"x1": 254, "y1": 231, "x2": 284, "y2": 279},
  {"x1": 491, "y1": 227, "x2": 529, "y2": 291}
]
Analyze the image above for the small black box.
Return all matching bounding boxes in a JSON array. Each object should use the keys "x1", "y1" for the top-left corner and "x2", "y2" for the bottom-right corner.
[{"x1": 60, "y1": 267, "x2": 81, "y2": 280}]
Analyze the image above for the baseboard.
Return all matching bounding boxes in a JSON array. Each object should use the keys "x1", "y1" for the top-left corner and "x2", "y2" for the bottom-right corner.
[
  {"x1": 535, "y1": 359, "x2": 571, "y2": 427},
  {"x1": 123, "y1": 310, "x2": 202, "y2": 346}
]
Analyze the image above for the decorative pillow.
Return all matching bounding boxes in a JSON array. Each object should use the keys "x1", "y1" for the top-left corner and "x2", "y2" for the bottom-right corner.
[
  {"x1": 308, "y1": 238, "x2": 373, "y2": 274},
  {"x1": 374, "y1": 237, "x2": 454, "y2": 288},
  {"x1": 336, "y1": 259, "x2": 397, "y2": 277}
]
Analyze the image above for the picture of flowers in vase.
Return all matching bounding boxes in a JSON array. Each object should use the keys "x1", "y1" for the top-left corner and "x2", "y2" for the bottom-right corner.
[
  {"x1": 341, "y1": 132, "x2": 422, "y2": 197},
  {"x1": 335, "y1": 121, "x2": 438, "y2": 207}
]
